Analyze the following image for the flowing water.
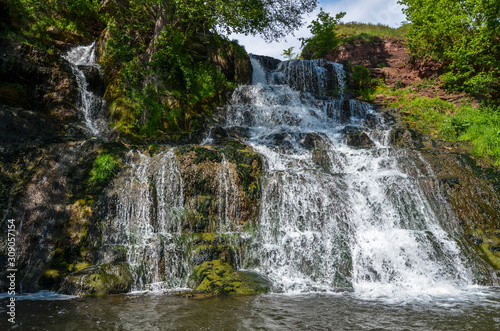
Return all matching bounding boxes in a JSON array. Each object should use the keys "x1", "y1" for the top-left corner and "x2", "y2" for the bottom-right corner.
[
  {"x1": 90, "y1": 55, "x2": 494, "y2": 297},
  {"x1": 232, "y1": 56, "x2": 482, "y2": 297},
  {"x1": 2, "y1": 289, "x2": 500, "y2": 330},
  {"x1": 63, "y1": 42, "x2": 107, "y2": 136}
]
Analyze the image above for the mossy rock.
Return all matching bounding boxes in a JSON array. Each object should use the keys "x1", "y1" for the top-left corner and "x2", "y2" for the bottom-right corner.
[
  {"x1": 190, "y1": 259, "x2": 270, "y2": 295},
  {"x1": 60, "y1": 263, "x2": 133, "y2": 296}
]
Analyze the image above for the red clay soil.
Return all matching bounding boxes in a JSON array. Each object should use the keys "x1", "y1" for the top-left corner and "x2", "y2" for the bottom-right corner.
[{"x1": 326, "y1": 38, "x2": 469, "y2": 106}]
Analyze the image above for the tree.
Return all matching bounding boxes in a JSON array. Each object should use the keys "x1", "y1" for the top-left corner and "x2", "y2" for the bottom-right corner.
[
  {"x1": 300, "y1": 9, "x2": 346, "y2": 59},
  {"x1": 282, "y1": 46, "x2": 299, "y2": 60},
  {"x1": 399, "y1": 0, "x2": 500, "y2": 98},
  {"x1": 169, "y1": 0, "x2": 318, "y2": 41}
]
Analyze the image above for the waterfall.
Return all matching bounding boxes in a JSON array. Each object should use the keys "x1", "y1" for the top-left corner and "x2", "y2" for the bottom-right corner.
[
  {"x1": 63, "y1": 42, "x2": 107, "y2": 137},
  {"x1": 97, "y1": 55, "x2": 482, "y2": 297},
  {"x1": 228, "y1": 55, "x2": 474, "y2": 296},
  {"x1": 101, "y1": 150, "x2": 190, "y2": 290},
  {"x1": 100, "y1": 149, "x2": 246, "y2": 291}
]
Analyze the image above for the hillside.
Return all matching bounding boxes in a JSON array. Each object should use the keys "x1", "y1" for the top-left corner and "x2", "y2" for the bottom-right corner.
[{"x1": 319, "y1": 22, "x2": 500, "y2": 167}]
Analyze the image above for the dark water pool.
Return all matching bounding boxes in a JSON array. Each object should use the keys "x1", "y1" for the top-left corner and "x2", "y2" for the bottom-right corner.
[{"x1": 2, "y1": 287, "x2": 500, "y2": 330}]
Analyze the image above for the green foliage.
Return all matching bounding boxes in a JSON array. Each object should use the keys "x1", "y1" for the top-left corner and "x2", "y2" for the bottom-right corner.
[
  {"x1": 350, "y1": 64, "x2": 380, "y2": 101},
  {"x1": 384, "y1": 84, "x2": 500, "y2": 165},
  {"x1": 394, "y1": 80, "x2": 405, "y2": 90},
  {"x1": 442, "y1": 106, "x2": 500, "y2": 164},
  {"x1": 108, "y1": 26, "x2": 232, "y2": 140},
  {"x1": 170, "y1": 0, "x2": 318, "y2": 41},
  {"x1": 2, "y1": 0, "x2": 101, "y2": 46},
  {"x1": 352, "y1": 65, "x2": 371, "y2": 89},
  {"x1": 300, "y1": 9, "x2": 346, "y2": 59},
  {"x1": 89, "y1": 154, "x2": 119, "y2": 186},
  {"x1": 399, "y1": 0, "x2": 500, "y2": 99},
  {"x1": 337, "y1": 22, "x2": 409, "y2": 43},
  {"x1": 99, "y1": 0, "x2": 156, "y2": 62},
  {"x1": 282, "y1": 47, "x2": 300, "y2": 60}
]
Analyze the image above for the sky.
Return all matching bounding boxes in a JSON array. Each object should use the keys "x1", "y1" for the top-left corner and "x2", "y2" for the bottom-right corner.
[{"x1": 230, "y1": 0, "x2": 406, "y2": 59}]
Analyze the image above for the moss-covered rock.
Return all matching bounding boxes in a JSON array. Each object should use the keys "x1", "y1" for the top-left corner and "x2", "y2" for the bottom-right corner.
[
  {"x1": 60, "y1": 263, "x2": 133, "y2": 296},
  {"x1": 190, "y1": 259, "x2": 270, "y2": 295}
]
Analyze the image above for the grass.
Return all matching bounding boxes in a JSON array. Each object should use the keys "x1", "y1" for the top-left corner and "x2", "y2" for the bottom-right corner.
[
  {"x1": 337, "y1": 22, "x2": 410, "y2": 43},
  {"x1": 373, "y1": 83, "x2": 500, "y2": 166}
]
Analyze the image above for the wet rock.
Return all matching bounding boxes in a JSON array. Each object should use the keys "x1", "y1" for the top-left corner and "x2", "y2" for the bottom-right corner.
[
  {"x1": 60, "y1": 263, "x2": 133, "y2": 296},
  {"x1": 473, "y1": 238, "x2": 484, "y2": 246},
  {"x1": 363, "y1": 113, "x2": 380, "y2": 128},
  {"x1": 312, "y1": 149, "x2": 331, "y2": 172},
  {"x1": 224, "y1": 126, "x2": 252, "y2": 140},
  {"x1": 390, "y1": 128, "x2": 425, "y2": 148},
  {"x1": 342, "y1": 126, "x2": 375, "y2": 148},
  {"x1": 0, "y1": 37, "x2": 84, "y2": 138},
  {"x1": 301, "y1": 132, "x2": 329, "y2": 150},
  {"x1": 340, "y1": 100, "x2": 352, "y2": 123},
  {"x1": 489, "y1": 245, "x2": 500, "y2": 253},
  {"x1": 189, "y1": 259, "x2": 270, "y2": 295},
  {"x1": 79, "y1": 65, "x2": 103, "y2": 96},
  {"x1": 250, "y1": 54, "x2": 281, "y2": 72}
]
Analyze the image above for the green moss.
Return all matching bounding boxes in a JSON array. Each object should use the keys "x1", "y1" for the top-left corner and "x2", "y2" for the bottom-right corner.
[
  {"x1": 89, "y1": 154, "x2": 120, "y2": 186},
  {"x1": 191, "y1": 260, "x2": 270, "y2": 295},
  {"x1": 478, "y1": 243, "x2": 500, "y2": 270},
  {"x1": 67, "y1": 263, "x2": 133, "y2": 296},
  {"x1": 469, "y1": 228, "x2": 500, "y2": 271}
]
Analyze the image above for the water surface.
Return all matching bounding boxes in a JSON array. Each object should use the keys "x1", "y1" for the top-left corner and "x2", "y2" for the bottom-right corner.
[{"x1": 2, "y1": 288, "x2": 500, "y2": 330}]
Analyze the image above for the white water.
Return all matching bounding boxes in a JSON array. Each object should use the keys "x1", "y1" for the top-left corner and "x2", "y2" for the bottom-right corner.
[
  {"x1": 101, "y1": 149, "x2": 245, "y2": 290},
  {"x1": 63, "y1": 42, "x2": 106, "y2": 136},
  {"x1": 101, "y1": 150, "x2": 190, "y2": 290},
  {"x1": 230, "y1": 56, "x2": 474, "y2": 297},
  {"x1": 98, "y1": 56, "x2": 483, "y2": 298}
]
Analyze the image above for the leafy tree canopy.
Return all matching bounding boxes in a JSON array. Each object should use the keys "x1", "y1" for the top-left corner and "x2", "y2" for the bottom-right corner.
[
  {"x1": 169, "y1": 0, "x2": 318, "y2": 41},
  {"x1": 399, "y1": 0, "x2": 500, "y2": 98}
]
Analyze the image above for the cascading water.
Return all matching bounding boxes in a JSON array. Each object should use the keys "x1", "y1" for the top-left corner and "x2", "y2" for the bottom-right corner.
[
  {"x1": 101, "y1": 150, "x2": 190, "y2": 290},
  {"x1": 227, "y1": 55, "x2": 475, "y2": 297},
  {"x1": 63, "y1": 42, "x2": 107, "y2": 137},
  {"x1": 99, "y1": 55, "x2": 487, "y2": 297},
  {"x1": 100, "y1": 149, "x2": 246, "y2": 291}
]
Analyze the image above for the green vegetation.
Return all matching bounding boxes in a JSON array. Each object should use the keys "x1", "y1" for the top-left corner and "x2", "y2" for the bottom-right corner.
[
  {"x1": 191, "y1": 259, "x2": 270, "y2": 295},
  {"x1": 1, "y1": 0, "x2": 101, "y2": 47},
  {"x1": 89, "y1": 154, "x2": 119, "y2": 186},
  {"x1": 1, "y1": 0, "x2": 320, "y2": 141},
  {"x1": 337, "y1": 22, "x2": 409, "y2": 43},
  {"x1": 169, "y1": 0, "x2": 318, "y2": 42},
  {"x1": 347, "y1": 63, "x2": 383, "y2": 102},
  {"x1": 375, "y1": 83, "x2": 500, "y2": 166},
  {"x1": 282, "y1": 46, "x2": 300, "y2": 60},
  {"x1": 399, "y1": 0, "x2": 500, "y2": 99},
  {"x1": 300, "y1": 9, "x2": 345, "y2": 59}
]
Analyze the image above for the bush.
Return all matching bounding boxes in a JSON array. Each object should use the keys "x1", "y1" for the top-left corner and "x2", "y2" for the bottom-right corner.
[{"x1": 352, "y1": 65, "x2": 371, "y2": 89}]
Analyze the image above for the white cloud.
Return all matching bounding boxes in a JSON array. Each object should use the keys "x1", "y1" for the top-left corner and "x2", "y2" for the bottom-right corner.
[{"x1": 230, "y1": 0, "x2": 406, "y2": 59}]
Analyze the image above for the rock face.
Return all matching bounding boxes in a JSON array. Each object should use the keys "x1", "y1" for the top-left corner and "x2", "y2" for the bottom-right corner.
[
  {"x1": 0, "y1": 140, "x2": 267, "y2": 295},
  {"x1": 0, "y1": 38, "x2": 86, "y2": 139},
  {"x1": 390, "y1": 130, "x2": 500, "y2": 274}
]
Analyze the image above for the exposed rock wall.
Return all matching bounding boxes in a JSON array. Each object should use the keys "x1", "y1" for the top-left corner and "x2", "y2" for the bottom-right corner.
[{"x1": 0, "y1": 38, "x2": 87, "y2": 139}]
